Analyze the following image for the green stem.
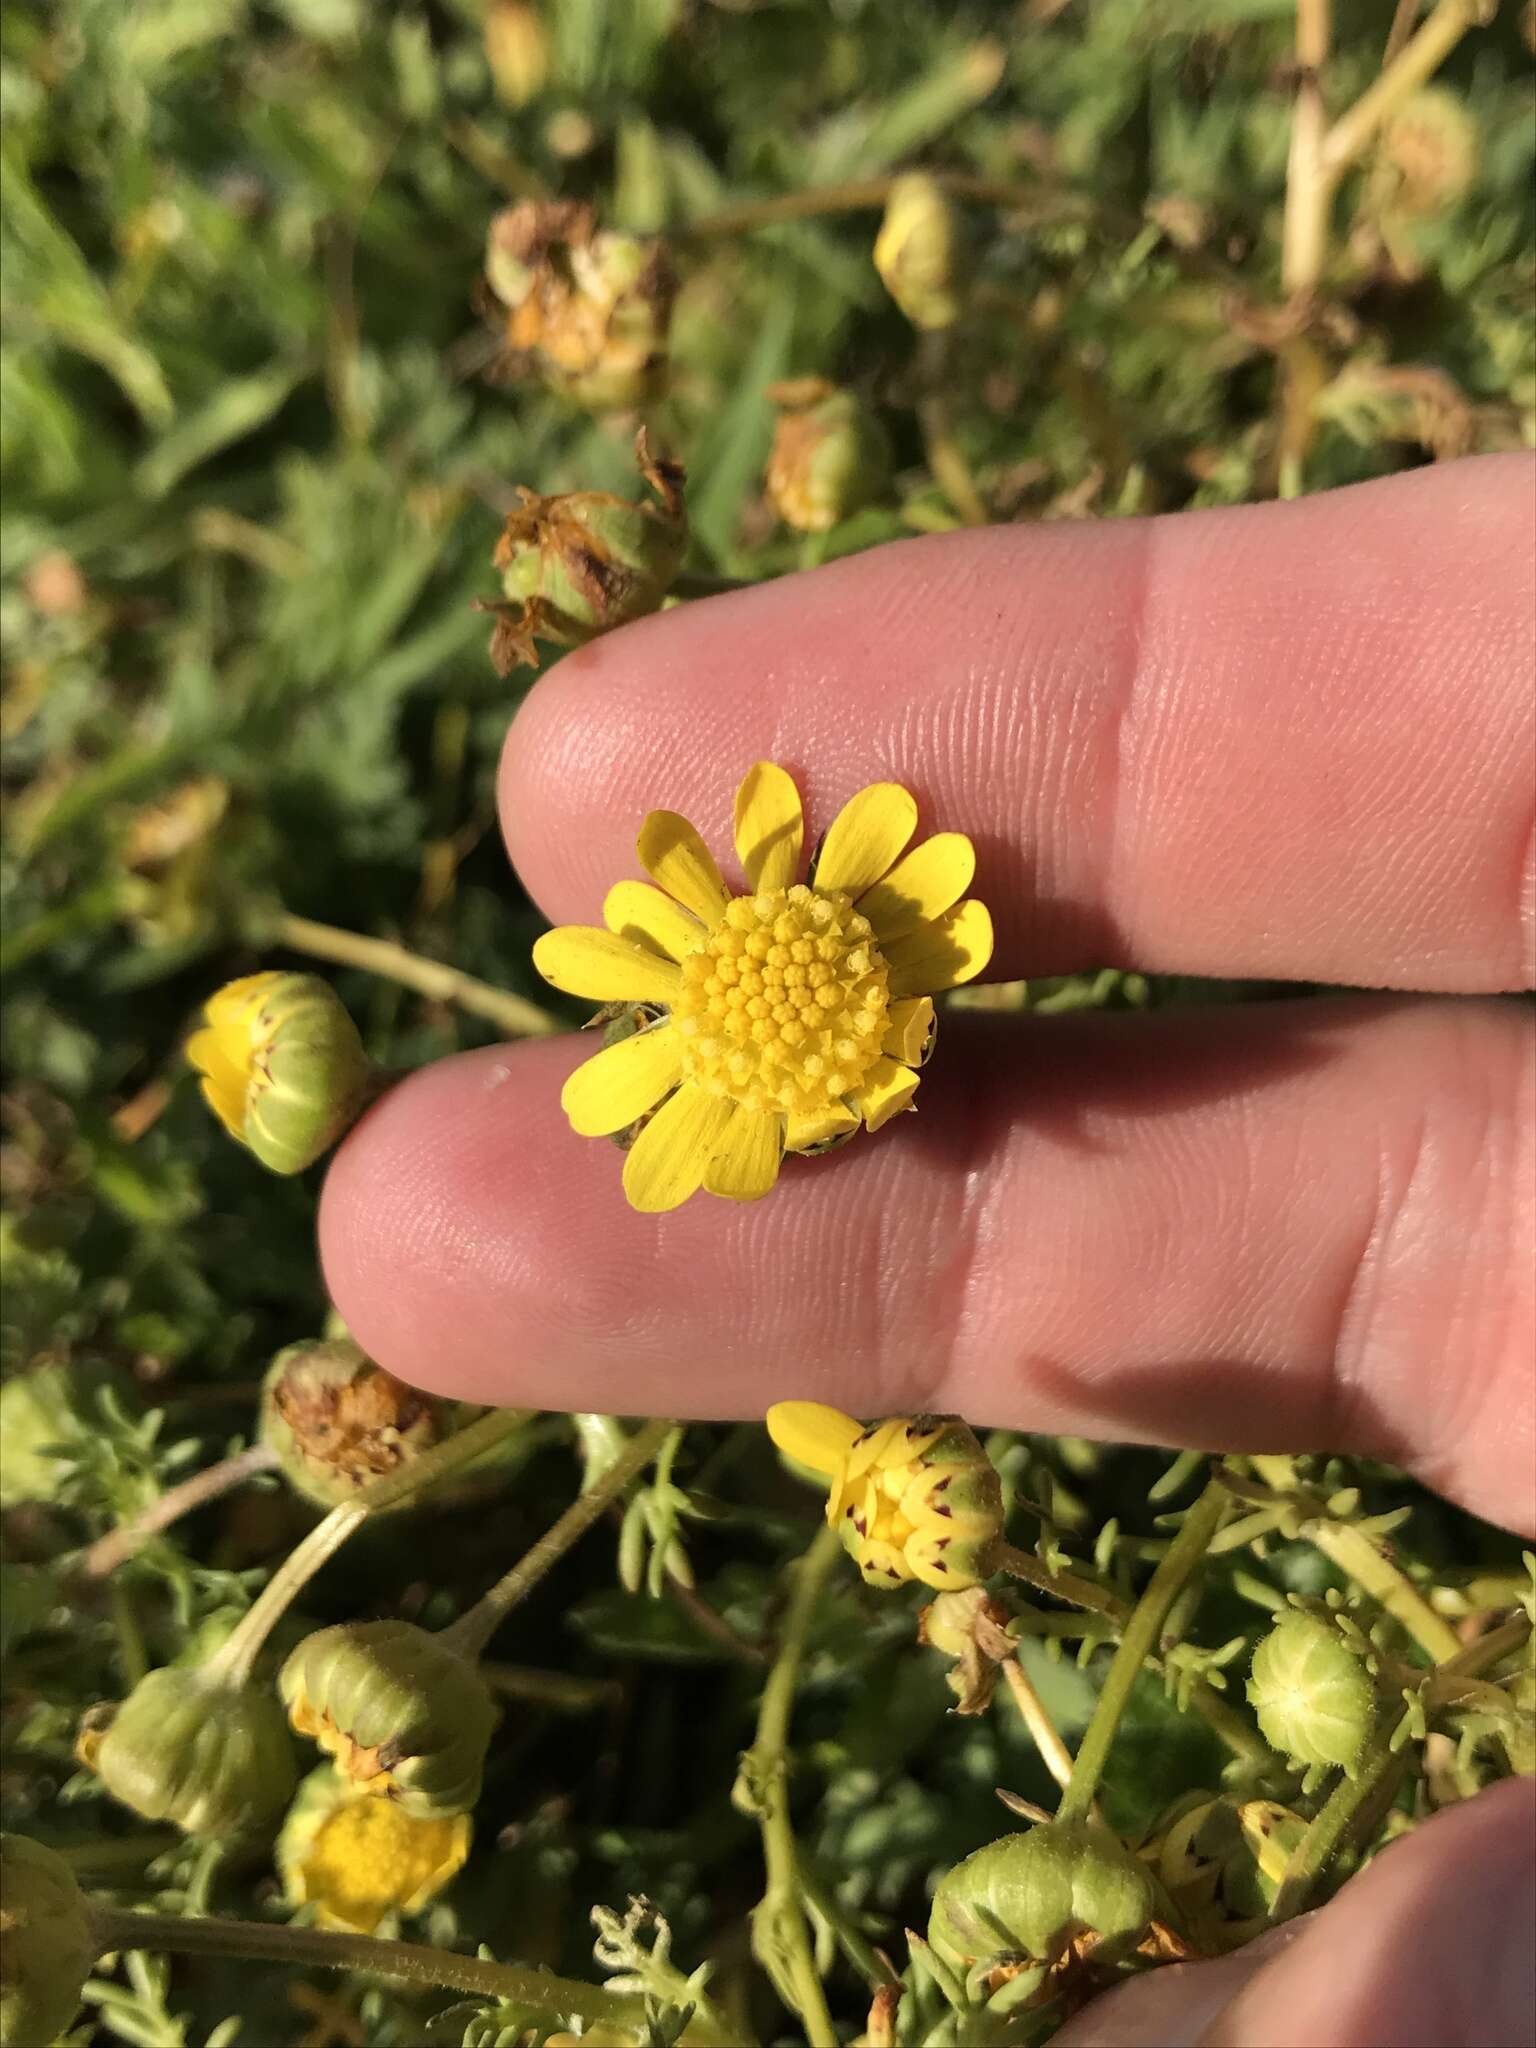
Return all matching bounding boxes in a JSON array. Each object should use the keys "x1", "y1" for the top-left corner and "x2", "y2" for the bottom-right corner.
[
  {"x1": 1057, "y1": 1480, "x2": 1229, "y2": 1826},
  {"x1": 205, "y1": 1408, "x2": 531, "y2": 1687},
  {"x1": 997, "y1": 1543, "x2": 1125, "y2": 1620},
  {"x1": 269, "y1": 909, "x2": 558, "y2": 1039},
  {"x1": 480, "y1": 1663, "x2": 620, "y2": 1712},
  {"x1": 1267, "y1": 1719, "x2": 1399, "y2": 1923},
  {"x1": 741, "y1": 1524, "x2": 843, "y2": 2048},
  {"x1": 86, "y1": 1904, "x2": 646, "y2": 2024},
  {"x1": 440, "y1": 1418, "x2": 674, "y2": 1660}
]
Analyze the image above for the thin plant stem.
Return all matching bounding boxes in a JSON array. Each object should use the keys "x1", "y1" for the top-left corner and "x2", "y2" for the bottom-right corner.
[
  {"x1": 270, "y1": 909, "x2": 558, "y2": 1038},
  {"x1": 1000, "y1": 1656, "x2": 1079, "y2": 1799},
  {"x1": 82, "y1": 1443, "x2": 280, "y2": 1578},
  {"x1": 440, "y1": 1418, "x2": 675, "y2": 1660},
  {"x1": 741, "y1": 1523, "x2": 843, "y2": 2048},
  {"x1": 1056, "y1": 1480, "x2": 1229, "y2": 1826},
  {"x1": 1321, "y1": 0, "x2": 1483, "y2": 176},
  {"x1": 1267, "y1": 1719, "x2": 1397, "y2": 1922},
  {"x1": 997, "y1": 1543, "x2": 1125, "y2": 1620},
  {"x1": 204, "y1": 1408, "x2": 531, "y2": 1688},
  {"x1": 480, "y1": 1663, "x2": 621, "y2": 1712},
  {"x1": 86, "y1": 1904, "x2": 647, "y2": 2025}
]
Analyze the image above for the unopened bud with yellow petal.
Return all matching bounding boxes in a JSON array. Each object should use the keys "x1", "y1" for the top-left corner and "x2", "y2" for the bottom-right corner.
[
  {"x1": 483, "y1": 429, "x2": 686, "y2": 675},
  {"x1": 1247, "y1": 1611, "x2": 1375, "y2": 1775},
  {"x1": 187, "y1": 972, "x2": 370, "y2": 1175},
  {"x1": 765, "y1": 379, "x2": 890, "y2": 533},
  {"x1": 484, "y1": 0, "x2": 548, "y2": 107},
  {"x1": 261, "y1": 1339, "x2": 454, "y2": 1511},
  {"x1": 484, "y1": 200, "x2": 675, "y2": 411},
  {"x1": 278, "y1": 1765, "x2": 470, "y2": 1933},
  {"x1": 928, "y1": 1823, "x2": 1156, "y2": 1981},
  {"x1": 279, "y1": 1620, "x2": 496, "y2": 1820},
  {"x1": 767, "y1": 1402, "x2": 1003, "y2": 1591},
  {"x1": 76, "y1": 1667, "x2": 297, "y2": 1838},
  {"x1": 874, "y1": 173, "x2": 969, "y2": 330},
  {"x1": 0, "y1": 1834, "x2": 95, "y2": 2048}
]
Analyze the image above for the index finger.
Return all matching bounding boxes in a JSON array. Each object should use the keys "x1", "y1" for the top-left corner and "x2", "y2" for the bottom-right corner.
[{"x1": 501, "y1": 454, "x2": 1534, "y2": 992}]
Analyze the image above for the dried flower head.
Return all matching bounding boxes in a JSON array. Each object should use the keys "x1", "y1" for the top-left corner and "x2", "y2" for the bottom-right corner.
[
  {"x1": 76, "y1": 1667, "x2": 297, "y2": 1838},
  {"x1": 277, "y1": 1765, "x2": 470, "y2": 1933},
  {"x1": 874, "y1": 172, "x2": 969, "y2": 330},
  {"x1": 482, "y1": 428, "x2": 686, "y2": 674},
  {"x1": 279, "y1": 1619, "x2": 497, "y2": 1820},
  {"x1": 533, "y1": 763, "x2": 991, "y2": 1210},
  {"x1": 0, "y1": 1834, "x2": 95, "y2": 2048},
  {"x1": 764, "y1": 378, "x2": 890, "y2": 532},
  {"x1": 768, "y1": 1403, "x2": 1004, "y2": 1590},
  {"x1": 261, "y1": 1339, "x2": 453, "y2": 1511},
  {"x1": 483, "y1": 200, "x2": 674, "y2": 411},
  {"x1": 187, "y1": 972, "x2": 370, "y2": 1175}
]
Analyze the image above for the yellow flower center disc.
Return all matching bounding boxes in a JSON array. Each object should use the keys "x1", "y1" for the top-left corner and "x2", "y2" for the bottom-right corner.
[{"x1": 674, "y1": 883, "x2": 890, "y2": 1117}]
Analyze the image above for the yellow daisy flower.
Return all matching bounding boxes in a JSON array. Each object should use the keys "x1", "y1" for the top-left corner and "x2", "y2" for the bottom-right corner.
[
  {"x1": 532, "y1": 764, "x2": 993, "y2": 1212},
  {"x1": 278, "y1": 1765, "x2": 470, "y2": 1934}
]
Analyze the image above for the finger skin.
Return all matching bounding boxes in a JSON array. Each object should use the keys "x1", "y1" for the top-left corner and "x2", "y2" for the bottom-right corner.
[
  {"x1": 501, "y1": 455, "x2": 1535, "y2": 992},
  {"x1": 320, "y1": 996, "x2": 1535, "y2": 1532},
  {"x1": 1054, "y1": 1779, "x2": 1536, "y2": 2048}
]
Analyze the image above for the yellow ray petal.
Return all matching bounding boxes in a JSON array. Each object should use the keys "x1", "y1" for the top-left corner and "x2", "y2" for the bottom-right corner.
[
  {"x1": 636, "y1": 810, "x2": 731, "y2": 924},
  {"x1": 885, "y1": 899, "x2": 994, "y2": 996},
  {"x1": 856, "y1": 1056, "x2": 921, "y2": 1132},
  {"x1": 560, "y1": 1024, "x2": 683, "y2": 1137},
  {"x1": 733, "y1": 762, "x2": 804, "y2": 893},
  {"x1": 812, "y1": 782, "x2": 918, "y2": 898},
  {"x1": 603, "y1": 880, "x2": 705, "y2": 964},
  {"x1": 620, "y1": 1082, "x2": 733, "y2": 1212},
  {"x1": 703, "y1": 1104, "x2": 784, "y2": 1201},
  {"x1": 784, "y1": 1101, "x2": 860, "y2": 1153},
  {"x1": 881, "y1": 996, "x2": 934, "y2": 1066},
  {"x1": 857, "y1": 832, "x2": 975, "y2": 941},
  {"x1": 766, "y1": 1401, "x2": 863, "y2": 1477},
  {"x1": 533, "y1": 926, "x2": 683, "y2": 1005},
  {"x1": 204, "y1": 971, "x2": 282, "y2": 1033}
]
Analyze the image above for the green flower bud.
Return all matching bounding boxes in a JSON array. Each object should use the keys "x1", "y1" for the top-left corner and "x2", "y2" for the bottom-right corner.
[
  {"x1": 484, "y1": 429, "x2": 686, "y2": 675},
  {"x1": 927, "y1": 1824, "x2": 1156, "y2": 1979},
  {"x1": 1247, "y1": 1612, "x2": 1375, "y2": 1774},
  {"x1": 484, "y1": 200, "x2": 674, "y2": 411},
  {"x1": 764, "y1": 379, "x2": 891, "y2": 534},
  {"x1": 279, "y1": 1620, "x2": 497, "y2": 1820},
  {"x1": 874, "y1": 172, "x2": 969, "y2": 330},
  {"x1": 77, "y1": 1667, "x2": 297, "y2": 1838},
  {"x1": 186, "y1": 972, "x2": 371, "y2": 1175},
  {"x1": 261, "y1": 1340, "x2": 452, "y2": 1511},
  {"x1": 0, "y1": 1835, "x2": 95, "y2": 2048}
]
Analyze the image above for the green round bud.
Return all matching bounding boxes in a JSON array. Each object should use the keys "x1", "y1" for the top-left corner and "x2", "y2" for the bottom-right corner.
[
  {"x1": 279, "y1": 1620, "x2": 497, "y2": 1820},
  {"x1": 0, "y1": 1835, "x2": 95, "y2": 2048},
  {"x1": 765, "y1": 380, "x2": 890, "y2": 534},
  {"x1": 77, "y1": 1668, "x2": 297, "y2": 1838},
  {"x1": 186, "y1": 972, "x2": 371, "y2": 1176},
  {"x1": 1247, "y1": 1612, "x2": 1375, "y2": 1773},
  {"x1": 874, "y1": 172, "x2": 969, "y2": 330},
  {"x1": 928, "y1": 1823, "x2": 1156, "y2": 1976},
  {"x1": 261, "y1": 1340, "x2": 451, "y2": 1511}
]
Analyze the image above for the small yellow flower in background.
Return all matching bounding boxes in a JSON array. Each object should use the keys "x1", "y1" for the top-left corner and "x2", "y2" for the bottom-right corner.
[
  {"x1": 187, "y1": 971, "x2": 370, "y2": 1175},
  {"x1": 278, "y1": 1765, "x2": 470, "y2": 1934},
  {"x1": 533, "y1": 764, "x2": 992, "y2": 1212},
  {"x1": 767, "y1": 1402, "x2": 1004, "y2": 1590}
]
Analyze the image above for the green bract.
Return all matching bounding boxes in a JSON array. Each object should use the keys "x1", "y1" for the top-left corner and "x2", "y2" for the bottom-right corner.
[
  {"x1": 927, "y1": 1823, "x2": 1157, "y2": 1975},
  {"x1": 279, "y1": 1619, "x2": 497, "y2": 1820},
  {"x1": 0, "y1": 1834, "x2": 94, "y2": 2048},
  {"x1": 79, "y1": 1668, "x2": 298, "y2": 1838},
  {"x1": 1247, "y1": 1612, "x2": 1376, "y2": 1774}
]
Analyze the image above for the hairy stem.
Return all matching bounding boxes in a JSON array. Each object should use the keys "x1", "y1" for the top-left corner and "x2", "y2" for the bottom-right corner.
[
  {"x1": 270, "y1": 909, "x2": 558, "y2": 1038},
  {"x1": 82, "y1": 1443, "x2": 280, "y2": 1578},
  {"x1": 86, "y1": 1905, "x2": 646, "y2": 2023},
  {"x1": 441, "y1": 1418, "x2": 674, "y2": 1660},
  {"x1": 1057, "y1": 1480, "x2": 1229, "y2": 1826},
  {"x1": 742, "y1": 1523, "x2": 843, "y2": 2048},
  {"x1": 1267, "y1": 1719, "x2": 1398, "y2": 1922}
]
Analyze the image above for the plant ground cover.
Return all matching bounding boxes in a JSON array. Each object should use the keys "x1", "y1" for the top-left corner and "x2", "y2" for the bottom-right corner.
[{"x1": 2, "y1": 2, "x2": 1533, "y2": 2044}]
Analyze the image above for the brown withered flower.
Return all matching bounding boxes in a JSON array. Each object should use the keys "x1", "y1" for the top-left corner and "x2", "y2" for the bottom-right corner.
[
  {"x1": 481, "y1": 200, "x2": 675, "y2": 411},
  {"x1": 764, "y1": 378, "x2": 890, "y2": 533},
  {"x1": 261, "y1": 1339, "x2": 448, "y2": 1511},
  {"x1": 480, "y1": 427, "x2": 686, "y2": 675}
]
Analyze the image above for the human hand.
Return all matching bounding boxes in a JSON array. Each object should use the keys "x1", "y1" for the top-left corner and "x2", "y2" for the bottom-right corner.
[{"x1": 323, "y1": 452, "x2": 1534, "y2": 2046}]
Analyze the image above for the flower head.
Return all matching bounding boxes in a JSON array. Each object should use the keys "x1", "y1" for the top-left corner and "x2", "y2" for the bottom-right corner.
[
  {"x1": 0, "y1": 1834, "x2": 95, "y2": 2048},
  {"x1": 764, "y1": 379, "x2": 890, "y2": 533},
  {"x1": 533, "y1": 764, "x2": 992, "y2": 1211},
  {"x1": 927, "y1": 1823, "x2": 1157, "y2": 1985},
  {"x1": 278, "y1": 1765, "x2": 470, "y2": 1933},
  {"x1": 76, "y1": 1667, "x2": 297, "y2": 1838},
  {"x1": 187, "y1": 972, "x2": 370, "y2": 1175},
  {"x1": 767, "y1": 1401, "x2": 1004, "y2": 1591}
]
